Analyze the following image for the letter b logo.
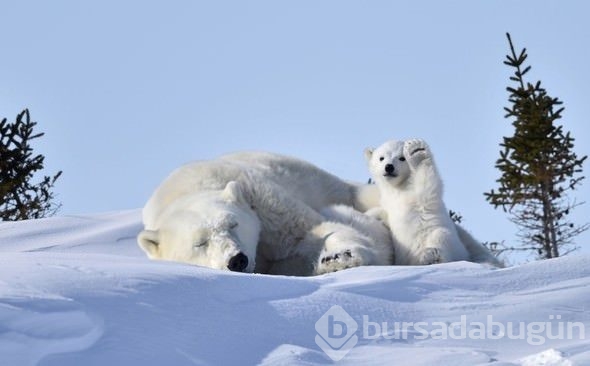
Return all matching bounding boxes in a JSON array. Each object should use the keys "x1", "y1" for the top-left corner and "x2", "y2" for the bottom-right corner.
[
  {"x1": 328, "y1": 315, "x2": 348, "y2": 339},
  {"x1": 315, "y1": 305, "x2": 358, "y2": 361}
]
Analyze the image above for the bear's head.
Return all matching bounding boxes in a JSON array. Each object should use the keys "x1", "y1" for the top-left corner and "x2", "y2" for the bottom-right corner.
[
  {"x1": 137, "y1": 181, "x2": 260, "y2": 272},
  {"x1": 364, "y1": 139, "x2": 411, "y2": 188}
]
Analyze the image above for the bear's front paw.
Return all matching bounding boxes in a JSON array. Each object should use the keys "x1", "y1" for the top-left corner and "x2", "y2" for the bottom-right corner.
[
  {"x1": 316, "y1": 249, "x2": 364, "y2": 275},
  {"x1": 418, "y1": 247, "x2": 442, "y2": 265},
  {"x1": 403, "y1": 139, "x2": 430, "y2": 168}
]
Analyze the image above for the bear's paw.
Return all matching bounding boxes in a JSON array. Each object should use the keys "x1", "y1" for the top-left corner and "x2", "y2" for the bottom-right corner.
[
  {"x1": 403, "y1": 139, "x2": 431, "y2": 168},
  {"x1": 316, "y1": 249, "x2": 364, "y2": 274},
  {"x1": 418, "y1": 247, "x2": 442, "y2": 265}
]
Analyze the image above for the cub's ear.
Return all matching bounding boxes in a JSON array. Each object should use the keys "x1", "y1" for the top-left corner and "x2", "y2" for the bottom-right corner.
[
  {"x1": 364, "y1": 148, "x2": 374, "y2": 162},
  {"x1": 138, "y1": 230, "x2": 160, "y2": 257},
  {"x1": 222, "y1": 181, "x2": 244, "y2": 203}
]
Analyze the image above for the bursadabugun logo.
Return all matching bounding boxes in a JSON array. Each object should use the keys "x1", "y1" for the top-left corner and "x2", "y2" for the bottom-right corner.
[
  {"x1": 314, "y1": 307, "x2": 586, "y2": 361},
  {"x1": 315, "y1": 305, "x2": 358, "y2": 361}
]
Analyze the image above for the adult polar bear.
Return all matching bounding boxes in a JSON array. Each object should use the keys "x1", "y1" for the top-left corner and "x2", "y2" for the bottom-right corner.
[
  {"x1": 138, "y1": 151, "x2": 392, "y2": 275},
  {"x1": 365, "y1": 138, "x2": 502, "y2": 267}
]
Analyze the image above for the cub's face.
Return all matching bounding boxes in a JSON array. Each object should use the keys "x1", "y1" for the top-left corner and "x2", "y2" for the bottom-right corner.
[
  {"x1": 365, "y1": 140, "x2": 411, "y2": 188},
  {"x1": 138, "y1": 182, "x2": 260, "y2": 272}
]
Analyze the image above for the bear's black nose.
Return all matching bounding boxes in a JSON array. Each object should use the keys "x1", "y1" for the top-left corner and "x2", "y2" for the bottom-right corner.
[
  {"x1": 385, "y1": 164, "x2": 395, "y2": 174},
  {"x1": 228, "y1": 252, "x2": 248, "y2": 272}
]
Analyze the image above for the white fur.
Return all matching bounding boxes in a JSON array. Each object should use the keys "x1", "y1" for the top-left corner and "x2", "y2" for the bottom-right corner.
[
  {"x1": 365, "y1": 139, "x2": 470, "y2": 265},
  {"x1": 314, "y1": 205, "x2": 395, "y2": 273},
  {"x1": 456, "y1": 225, "x2": 504, "y2": 267},
  {"x1": 139, "y1": 151, "x2": 386, "y2": 275},
  {"x1": 267, "y1": 219, "x2": 391, "y2": 276},
  {"x1": 320, "y1": 205, "x2": 394, "y2": 261},
  {"x1": 278, "y1": 204, "x2": 395, "y2": 275}
]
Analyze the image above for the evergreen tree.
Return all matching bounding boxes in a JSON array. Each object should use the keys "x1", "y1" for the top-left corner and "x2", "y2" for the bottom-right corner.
[
  {"x1": 0, "y1": 109, "x2": 62, "y2": 220},
  {"x1": 485, "y1": 33, "x2": 588, "y2": 259}
]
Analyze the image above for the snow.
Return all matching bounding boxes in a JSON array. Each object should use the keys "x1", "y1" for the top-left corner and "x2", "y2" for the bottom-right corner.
[
  {"x1": 520, "y1": 349, "x2": 573, "y2": 366},
  {"x1": 0, "y1": 210, "x2": 589, "y2": 365}
]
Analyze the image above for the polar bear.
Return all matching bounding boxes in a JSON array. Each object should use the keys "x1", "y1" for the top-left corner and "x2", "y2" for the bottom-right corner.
[
  {"x1": 365, "y1": 138, "x2": 500, "y2": 266},
  {"x1": 263, "y1": 204, "x2": 394, "y2": 276},
  {"x1": 138, "y1": 151, "x2": 387, "y2": 275},
  {"x1": 315, "y1": 205, "x2": 395, "y2": 274}
]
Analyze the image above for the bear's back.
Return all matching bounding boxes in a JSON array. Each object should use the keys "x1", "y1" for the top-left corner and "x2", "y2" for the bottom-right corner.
[
  {"x1": 219, "y1": 151, "x2": 355, "y2": 211},
  {"x1": 143, "y1": 151, "x2": 357, "y2": 227}
]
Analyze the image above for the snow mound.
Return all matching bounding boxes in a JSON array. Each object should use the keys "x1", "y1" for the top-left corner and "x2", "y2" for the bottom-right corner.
[
  {"x1": 520, "y1": 349, "x2": 572, "y2": 366},
  {"x1": 0, "y1": 211, "x2": 588, "y2": 365}
]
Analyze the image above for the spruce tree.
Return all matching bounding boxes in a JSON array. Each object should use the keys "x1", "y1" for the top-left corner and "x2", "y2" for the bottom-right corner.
[
  {"x1": 0, "y1": 109, "x2": 62, "y2": 220},
  {"x1": 485, "y1": 33, "x2": 588, "y2": 259}
]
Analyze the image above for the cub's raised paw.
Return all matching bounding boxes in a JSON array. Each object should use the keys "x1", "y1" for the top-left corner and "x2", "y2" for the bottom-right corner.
[
  {"x1": 403, "y1": 139, "x2": 430, "y2": 167},
  {"x1": 316, "y1": 249, "x2": 363, "y2": 275},
  {"x1": 419, "y1": 247, "x2": 442, "y2": 265}
]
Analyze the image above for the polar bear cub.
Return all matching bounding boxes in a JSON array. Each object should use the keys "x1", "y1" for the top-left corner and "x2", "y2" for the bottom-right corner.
[
  {"x1": 365, "y1": 138, "x2": 469, "y2": 265},
  {"x1": 315, "y1": 205, "x2": 394, "y2": 274},
  {"x1": 262, "y1": 204, "x2": 394, "y2": 276}
]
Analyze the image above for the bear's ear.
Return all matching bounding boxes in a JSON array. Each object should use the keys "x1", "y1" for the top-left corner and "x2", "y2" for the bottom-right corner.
[
  {"x1": 222, "y1": 181, "x2": 244, "y2": 203},
  {"x1": 137, "y1": 230, "x2": 160, "y2": 257},
  {"x1": 364, "y1": 148, "x2": 374, "y2": 162}
]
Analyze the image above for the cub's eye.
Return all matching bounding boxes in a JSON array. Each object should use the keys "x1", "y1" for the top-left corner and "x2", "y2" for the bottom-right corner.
[
  {"x1": 194, "y1": 239, "x2": 208, "y2": 248},
  {"x1": 379, "y1": 157, "x2": 384, "y2": 162},
  {"x1": 229, "y1": 222, "x2": 239, "y2": 229},
  {"x1": 399, "y1": 156, "x2": 406, "y2": 162}
]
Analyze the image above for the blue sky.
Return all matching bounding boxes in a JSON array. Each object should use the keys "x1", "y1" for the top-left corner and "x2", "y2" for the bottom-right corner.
[{"x1": 2, "y1": 1, "x2": 589, "y2": 261}]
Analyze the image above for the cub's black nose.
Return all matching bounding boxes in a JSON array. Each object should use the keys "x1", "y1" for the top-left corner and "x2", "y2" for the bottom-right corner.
[
  {"x1": 385, "y1": 164, "x2": 395, "y2": 174},
  {"x1": 228, "y1": 252, "x2": 248, "y2": 272}
]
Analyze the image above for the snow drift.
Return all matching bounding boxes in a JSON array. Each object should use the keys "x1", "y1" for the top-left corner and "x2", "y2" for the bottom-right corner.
[{"x1": 0, "y1": 210, "x2": 589, "y2": 365}]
